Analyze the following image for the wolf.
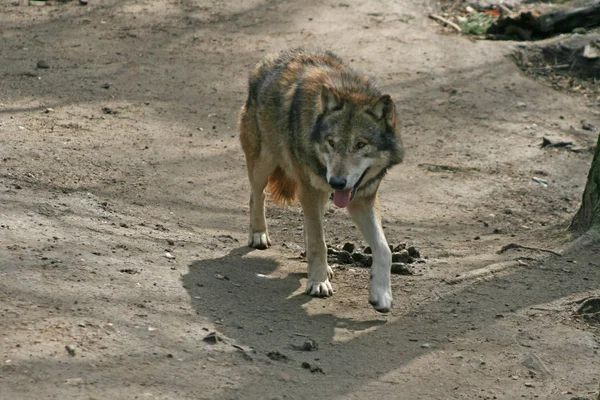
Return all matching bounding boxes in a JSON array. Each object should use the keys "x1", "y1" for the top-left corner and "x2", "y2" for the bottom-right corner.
[{"x1": 239, "y1": 49, "x2": 404, "y2": 313}]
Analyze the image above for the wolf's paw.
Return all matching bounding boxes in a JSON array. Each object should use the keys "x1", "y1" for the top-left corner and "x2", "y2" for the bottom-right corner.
[
  {"x1": 248, "y1": 231, "x2": 270, "y2": 250},
  {"x1": 306, "y1": 278, "x2": 333, "y2": 297},
  {"x1": 369, "y1": 282, "x2": 393, "y2": 313},
  {"x1": 327, "y1": 265, "x2": 334, "y2": 279}
]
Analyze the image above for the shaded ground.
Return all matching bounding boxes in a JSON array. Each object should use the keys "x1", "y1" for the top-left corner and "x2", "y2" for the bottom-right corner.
[{"x1": 1, "y1": 1, "x2": 599, "y2": 399}]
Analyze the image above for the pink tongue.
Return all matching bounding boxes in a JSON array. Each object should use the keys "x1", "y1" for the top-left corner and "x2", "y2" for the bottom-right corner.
[{"x1": 333, "y1": 189, "x2": 352, "y2": 208}]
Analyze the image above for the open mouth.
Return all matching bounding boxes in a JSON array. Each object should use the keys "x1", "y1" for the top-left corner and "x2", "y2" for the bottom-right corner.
[
  {"x1": 332, "y1": 168, "x2": 369, "y2": 208},
  {"x1": 350, "y1": 167, "x2": 369, "y2": 201}
]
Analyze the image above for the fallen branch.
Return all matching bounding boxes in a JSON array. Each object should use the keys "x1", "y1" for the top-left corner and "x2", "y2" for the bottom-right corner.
[
  {"x1": 429, "y1": 14, "x2": 462, "y2": 33},
  {"x1": 418, "y1": 163, "x2": 478, "y2": 173},
  {"x1": 529, "y1": 306, "x2": 563, "y2": 312},
  {"x1": 488, "y1": 4, "x2": 600, "y2": 40},
  {"x1": 445, "y1": 261, "x2": 519, "y2": 285},
  {"x1": 541, "y1": 137, "x2": 574, "y2": 149},
  {"x1": 498, "y1": 242, "x2": 562, "y2": 257}
]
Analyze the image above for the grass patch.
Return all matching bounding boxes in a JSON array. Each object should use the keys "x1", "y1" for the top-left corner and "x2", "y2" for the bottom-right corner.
[{"x1": 458, "y1": 12, "x2": 493, "y2": 35}]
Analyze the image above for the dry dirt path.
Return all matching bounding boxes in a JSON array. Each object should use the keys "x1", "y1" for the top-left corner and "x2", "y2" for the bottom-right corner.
[{"x1": 1, "y1": 1, "x2": 599, "y2": 399}]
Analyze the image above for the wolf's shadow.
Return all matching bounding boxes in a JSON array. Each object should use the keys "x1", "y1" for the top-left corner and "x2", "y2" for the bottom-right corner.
[{"x1": 182, "y1": 246, "x2": 386, "y2": 353}]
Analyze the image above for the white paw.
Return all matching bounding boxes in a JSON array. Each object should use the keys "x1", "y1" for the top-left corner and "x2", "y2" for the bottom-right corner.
[
  {"x1": 306, "y1": 278, "x2": 333, "y2": 297},
  {"x1": 369, "y1": 276, "x2": 393, "y2": 313},
  {"x1": 248, "y1": 231, "x2": 270, "y2": 250}
]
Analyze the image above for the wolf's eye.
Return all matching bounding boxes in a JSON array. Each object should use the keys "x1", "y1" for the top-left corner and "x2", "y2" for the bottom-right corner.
[
  {"x1": 327, "y1": 139, "x2": 335, "y2": 148},
  {"x1": 356, "y1": 142, "x2": 366, "y2": 150}
]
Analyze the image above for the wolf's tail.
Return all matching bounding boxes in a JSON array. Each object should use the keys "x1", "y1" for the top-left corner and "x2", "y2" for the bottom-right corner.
[{"x1": 267, "y1": 167, "x2": 298, "y2": 205}]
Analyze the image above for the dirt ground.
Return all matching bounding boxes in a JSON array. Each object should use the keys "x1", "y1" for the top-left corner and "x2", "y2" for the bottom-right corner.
[{"x1": 1, "y1": 0, "x2": 599, "y2": 399}]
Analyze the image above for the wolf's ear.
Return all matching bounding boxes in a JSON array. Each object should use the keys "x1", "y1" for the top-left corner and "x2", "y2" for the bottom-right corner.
[
  {"x1": 320, "y1": 86, "x2": 343, "y2": 113},
  {"x1": 369, "y1": 95, "x2": 397, "y2": 128}
]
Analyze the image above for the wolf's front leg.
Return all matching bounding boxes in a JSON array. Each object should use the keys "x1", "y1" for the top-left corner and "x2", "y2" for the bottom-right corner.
[
  {"x1": 299, "y1": 186, "x2": 333, "y2": 297},
  {"x1": 348, "y1": 194, "x2": 392, "y2": 313}
]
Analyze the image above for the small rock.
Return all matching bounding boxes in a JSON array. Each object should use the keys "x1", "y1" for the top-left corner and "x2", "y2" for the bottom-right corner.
[
  {"x1": 342, "y1": 242, "x2": 356, "y2": 253},
  {"x1": 36, "y1": 60, "x2": 50, "y2": 69},
  {"x1": 363, "y1": 246, "x2": 372, "y2": 254},
  {"x1": 393, "y1": 243, "x2": 406, "y2": 252},
  {"x1": 351, "y1": 252, "x2": 368, "y2": 265},
  {"x1": 337, "y1": 250, "x2": 353, "y2": 264},
  {"x1": 164, "y1": 252, "x2": 175, "y2": 259},
  {"x1": 216, "y1": 234, "x2": 237, "y2": 243},
  {"x1": 327, "y1": 247, "x2": 338, "y2": 255},
  {"x1": 407, "y1": 246, "x2": 420, "y2": 258},
  {"x1": 102, "y1": 107, "x2": 118, "y2": 115},
  {"x1": 65, "y1": 345, "x2": 76, "y2": 357},
  {"x1": 266, "y1": 351, "x2": 288, "y2": 361},
  {"x1": 391, "y1": 263, "x2": 413, "y2": 275},
  {"x1": 310, "y1": 364, "x2": 324, "y2": 373},
  {"x1": 101, "y1": 83, "x2": 110, "y2": 89},
  {"x1": 420, "y1": 343, "x2": 434, "y2": 349},
  {"x1": 301, "y1": 361, "x2": 324, "y2": 373},
  {"x1": 291, "y1": 339, "x2": 318, "y2": 351},
  {"x1": 203, "y1": 332, "x2": 223, "y2": 344},
  {"x1": 392, "y1": 250, "x2": 411, "y2": 263},
  {"x1": 232, "y1": 344, "x2": 255, "y2": 361},
  {"x1": 522, "y1": 353, "x2": 551, "y2": 377},
  {"x1": 582, "y1": 120, "x2": 597, "y2": 131},
  {"x1": 166, "y1": 239, "x2": 175, "y2": 246}
]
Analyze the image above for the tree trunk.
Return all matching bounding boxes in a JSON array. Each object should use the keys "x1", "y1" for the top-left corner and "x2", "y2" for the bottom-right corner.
[{"x1": 570, "y1": 133, "x2": 600, "y2": 235}]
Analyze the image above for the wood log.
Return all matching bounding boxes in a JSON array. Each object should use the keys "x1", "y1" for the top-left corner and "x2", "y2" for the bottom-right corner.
[
  {"x1": 514, "y1": 33, "x2": 600, "y2": 77},
  {"x1": 488, "y1": 3, "x2": 600, "y2": 39}
]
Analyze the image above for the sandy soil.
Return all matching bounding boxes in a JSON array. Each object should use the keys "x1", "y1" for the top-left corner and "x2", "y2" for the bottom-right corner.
[{"x1": 1, "y1": 1, "x2": 599, "y2": 399}]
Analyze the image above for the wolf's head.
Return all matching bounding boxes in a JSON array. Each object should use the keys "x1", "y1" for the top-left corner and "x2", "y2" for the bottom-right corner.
[{"x1": 312, "y1": 86, "x2": 404, "y2": 208}]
